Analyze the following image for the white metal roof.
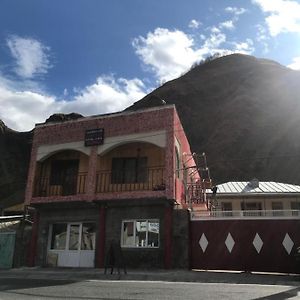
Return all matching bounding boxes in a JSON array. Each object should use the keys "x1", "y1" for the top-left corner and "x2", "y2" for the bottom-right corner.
[{"x1": 207, "y1": 181, "x2": 300, "y2": 195}]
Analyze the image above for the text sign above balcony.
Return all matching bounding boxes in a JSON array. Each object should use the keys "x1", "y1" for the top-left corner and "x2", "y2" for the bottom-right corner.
[{"x1": 85, "y1": 128, "x2": 104, "y2": 146}]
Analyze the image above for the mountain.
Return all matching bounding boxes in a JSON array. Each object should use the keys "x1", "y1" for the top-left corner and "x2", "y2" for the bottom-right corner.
[
  {"x1": 0, "y1": 121, "x2": 32, "y2": 210},
  {"x1": 2, "y1": 53, "x2": 300, "y2": 209},
  {"x1": 0, "y1": 113, "x2": 84, "y2": 210},
  {"x1": 127, "y1": 54, "x2": 300, "y2": 184}
]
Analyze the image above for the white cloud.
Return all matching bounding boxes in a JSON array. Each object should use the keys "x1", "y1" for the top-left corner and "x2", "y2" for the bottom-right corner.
[
  {"x1": 288, "y1": 56, "x2": 300, "y2": 70},
  {"x1": 133, "y1": 28, "x2": 201, "y2": 82},
  {"x1": 225, "y1": 7, "x2": 247, "y2": 15},
  {"x1": 211, "y1": 26, "x2": 221, "y2": 34},
  {"x1": 6, "y1": 35, "x2": 51, "y2": 79},
  {"x1": 0, "y1": 75, "x2": 146, "y2": 131},
  {"x1": 219, "y1": 20, "x2": 235, "y2": 30},
  {"x1": 132, "y1": 27, "x2": 233, "y2": 83},
  {"x1": 255, "y1": 24, "x2": 270, "y2": 54},
  {"x1": 232, "y1": 39, "x2": 255, "y2": 54},
  {"x1": 252, "y1": 0, "x2": 300, "y2": 36},
  {"x1": 188, "y1": 19, "x2": 201, "y2": 29}
]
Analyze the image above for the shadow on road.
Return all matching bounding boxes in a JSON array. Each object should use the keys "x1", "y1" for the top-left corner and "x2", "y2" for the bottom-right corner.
[
  {"x1": 0, "y1": 278, "x2": 75, "y2": 291},
  {"x1": 253, "y1": 286, "x2": 300, "y2": 299}
]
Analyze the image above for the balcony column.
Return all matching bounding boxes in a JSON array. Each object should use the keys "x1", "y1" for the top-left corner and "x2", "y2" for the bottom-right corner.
[
  {"x1": 25, "y1": 147, "x2": 38, "y2": 204},
  {"x1": 96, "y1": 205, "x2": 106, "y2": 268},
  {"x1": 27, "y1": 209, "x2": 39, "y2": 267},
  {"x1": 164, "y1": 202, "x2": 173, "y2": 269},
  {"x1": 86, "y1": 146, "x2": 98, "y2": 197}
]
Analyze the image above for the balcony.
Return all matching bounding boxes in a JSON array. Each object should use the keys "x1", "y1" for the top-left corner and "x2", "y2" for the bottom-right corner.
[
  {"x1": 191, "y1": 210, "x2": 300, "y2": 220},
  {"x1": 34, "y1": 172, "x2": 87, "y2": 197},
  {"x1": 185, "y1": 183, "x2": 206, "y2": 204},
  {"x1": 95, "y1": 166, "x2": 165, "y2": 193}
]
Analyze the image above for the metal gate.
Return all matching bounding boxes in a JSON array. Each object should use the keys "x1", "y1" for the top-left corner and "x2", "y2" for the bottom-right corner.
[
  {"x1": 0, "y1": 232, "x2": 16, "y2": 268},
  {"x1": 190, "y1": 218, "x2": 300, "y2": 273}
]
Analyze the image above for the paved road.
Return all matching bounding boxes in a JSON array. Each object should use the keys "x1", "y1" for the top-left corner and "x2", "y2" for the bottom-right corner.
[{"x1": 0, "y1": 278, "x2": 299, "y2": 300}]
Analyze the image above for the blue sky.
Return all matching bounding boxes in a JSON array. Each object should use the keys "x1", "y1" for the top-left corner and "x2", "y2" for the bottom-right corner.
[{"x1": 0, "y1": 0, "x2": 300, "y2": 131}]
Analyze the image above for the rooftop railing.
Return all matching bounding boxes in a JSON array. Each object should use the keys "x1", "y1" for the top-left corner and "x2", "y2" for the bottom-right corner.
[{"x1": 191, "y1": 209, "x2": 300, "y2": 220}]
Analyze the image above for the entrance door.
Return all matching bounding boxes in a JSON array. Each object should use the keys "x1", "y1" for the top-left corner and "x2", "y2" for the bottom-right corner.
[{"x1": 48, "y1": 223, "x2": 95, "y2": 267}]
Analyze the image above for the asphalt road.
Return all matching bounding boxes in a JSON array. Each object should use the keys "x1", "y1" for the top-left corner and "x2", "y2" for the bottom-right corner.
[{"x1": 0, "y1": 278, "x2": 299, "y2": 300}]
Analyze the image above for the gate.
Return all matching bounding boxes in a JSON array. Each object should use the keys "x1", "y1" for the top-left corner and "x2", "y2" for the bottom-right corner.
[
  {"x1": 0, "y1": 232, "x2": 16, "y2": 268},
  {"x1": 190, "y1": 217, "x2": 300, "y2": 273}
]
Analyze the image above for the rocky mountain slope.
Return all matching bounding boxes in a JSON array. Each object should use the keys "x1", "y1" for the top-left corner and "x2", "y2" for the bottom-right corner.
[
  {"x1": 0, "y1": 121, "x2": 32, "y2": 210},
  {"x1": 127, "y1": 54, "x2": 300, "y2": 184},
  {"x1": 2, "y1": 54, "x2": 300, "y2": 208}
]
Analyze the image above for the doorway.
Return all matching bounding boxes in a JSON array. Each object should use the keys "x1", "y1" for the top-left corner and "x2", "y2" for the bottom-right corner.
[{"x1": 48, "y1": 222, "x2": 96, "y2": 267}]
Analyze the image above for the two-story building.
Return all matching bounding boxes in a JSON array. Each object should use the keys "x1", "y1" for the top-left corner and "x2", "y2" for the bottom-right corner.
[{"x1": 25, "y1": 105, "x2": 204, "y2": 269}]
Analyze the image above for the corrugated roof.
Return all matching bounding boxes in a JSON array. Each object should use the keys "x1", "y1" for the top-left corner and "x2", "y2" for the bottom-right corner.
[{"x1": 208, "y1": 181, "x2": 300, "y2": 195}]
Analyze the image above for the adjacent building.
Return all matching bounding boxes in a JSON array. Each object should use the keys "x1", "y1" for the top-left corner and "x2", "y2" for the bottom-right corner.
[
  {"x1": 205, "y1": 180, "x2": 300, "y2": 218},
  {"x1": 25, "y1": 105, "x2": 204, "y2": 269}
]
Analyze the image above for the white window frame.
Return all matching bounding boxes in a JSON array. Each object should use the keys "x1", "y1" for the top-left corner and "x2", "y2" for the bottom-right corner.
[
  {"x1": 48, "y1": 222, "x2": 96, "y2": 251},
  {"x1": 121, "y1": 219, "x2": 160, "y2": 249}
]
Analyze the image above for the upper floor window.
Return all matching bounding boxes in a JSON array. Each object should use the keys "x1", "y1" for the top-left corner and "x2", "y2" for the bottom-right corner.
[
  {"x1": 221, "y1": 202, "x2": 233, "y2": 216},
  {"x1": 241, "y1": 202, "x2": 262, "y2": 216},
  {"x1": 272, "y1": 201, "x2": 283, "y2": 216},
  {"x1": 291, "y1": 202, "x2": 300, "y2": 216},
  {"x1": 111, "y1": 157, "x2": 147, "y2": 184}
]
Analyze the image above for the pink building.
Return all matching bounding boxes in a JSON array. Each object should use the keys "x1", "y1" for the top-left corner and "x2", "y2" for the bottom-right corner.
[{"x1": 25, "y1": 105, "x2": 204, "y2": 269}]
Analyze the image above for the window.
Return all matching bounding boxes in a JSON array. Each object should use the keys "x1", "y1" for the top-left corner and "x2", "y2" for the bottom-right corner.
[
  {"x1": 111, "y1": 157, "x2": 147, "y2": 184},
  {"x1": 81, "y1": 223, "x2": 96, "y2": 250},
  {"x1": 291, "y1": 202, "x2": 300, "y2": 210},
  {"x1": 50, "y1": 223, "x2": 67, "y2": 250},
  {"x1": 291, "y1": 202, "x2": 300, "y2": 216},
  {"x1": 241, "y1": 202, "x2": 262, "y2": 216},
  {"x1": 221, "y1": 202, "x2": 233, "y2": 216},
  {"x1": 121, "y1": 220, "x2": 159, "y2": 248},
  {"x1": 49, "y1": 223, "x2": 96, "y2": 251},
  {"x1": 272, "y1": 201, "x2": 283, "y2": 216}
]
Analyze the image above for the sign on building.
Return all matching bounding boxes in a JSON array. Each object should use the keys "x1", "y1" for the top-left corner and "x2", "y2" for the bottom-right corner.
[{"x1": 85, "y1": 128, "x2": 104, "y2": 146}]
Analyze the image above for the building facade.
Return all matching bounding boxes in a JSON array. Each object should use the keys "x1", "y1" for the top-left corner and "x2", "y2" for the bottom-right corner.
[
  {"x1": 25, "y1": 105, "x2": 202, "y2": 269},
  {"x1": 205, "y1": 180, "x2": 300, "y2": 218}
]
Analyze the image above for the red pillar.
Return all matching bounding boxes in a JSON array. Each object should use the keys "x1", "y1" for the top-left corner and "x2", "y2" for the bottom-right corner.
[
  {"x1": 86, "y1": 145, "x2": 98, "y2": 197},
  {"x1": 164, "y1": 204, "x2": 173, "y2": 269},
  {"x1": 96, "y1": 205, "x2": 106, "y2": 268},
  {"x1": 28, "y1": 210, "x2": 39, "y2": 267}
]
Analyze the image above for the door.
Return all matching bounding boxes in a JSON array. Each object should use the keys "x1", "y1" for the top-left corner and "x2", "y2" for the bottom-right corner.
[
  {"x1": 59, "y1": 224, "x2": 81, "y2": 267},
  {"x1": 48, "y1": 223, "x2": 95, "y2": 267},
  {"x1": 50, "y1": 160, "x2": 79, "y2": 196},
  {"x1": 62, "y1": 160, "x2": 79, "y2": 196},
  {"x1": 0, "y1": 232, "x2": 16, "y2": 268}
]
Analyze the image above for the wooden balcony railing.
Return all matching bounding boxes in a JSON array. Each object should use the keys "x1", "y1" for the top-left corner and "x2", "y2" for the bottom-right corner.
[
  {"x1": 95, "y1": 166, "x2": 165, "y2": 193},
  {"x1": 33, "y1": 172, "x2": 87, "y2": 197}
]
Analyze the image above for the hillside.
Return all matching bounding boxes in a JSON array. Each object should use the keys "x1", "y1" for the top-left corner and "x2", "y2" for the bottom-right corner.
[
  {"x1": 0, "y1": 121, "x2": 32, "y2": 210},
  {"x1": 127, "y1": 54, "x2": 300, "y2": 184},
  {"x1": 2, "y1": 53, "x2": 300, "y2": 209}
]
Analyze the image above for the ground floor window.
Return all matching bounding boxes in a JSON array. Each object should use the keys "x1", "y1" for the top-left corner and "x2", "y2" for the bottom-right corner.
[
  {"x1": 121, "y1": 220, "x2": 159, "y2": 248},
  {"x1": 49, "y1": 222, "x2": 96, "y2": 251}
]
